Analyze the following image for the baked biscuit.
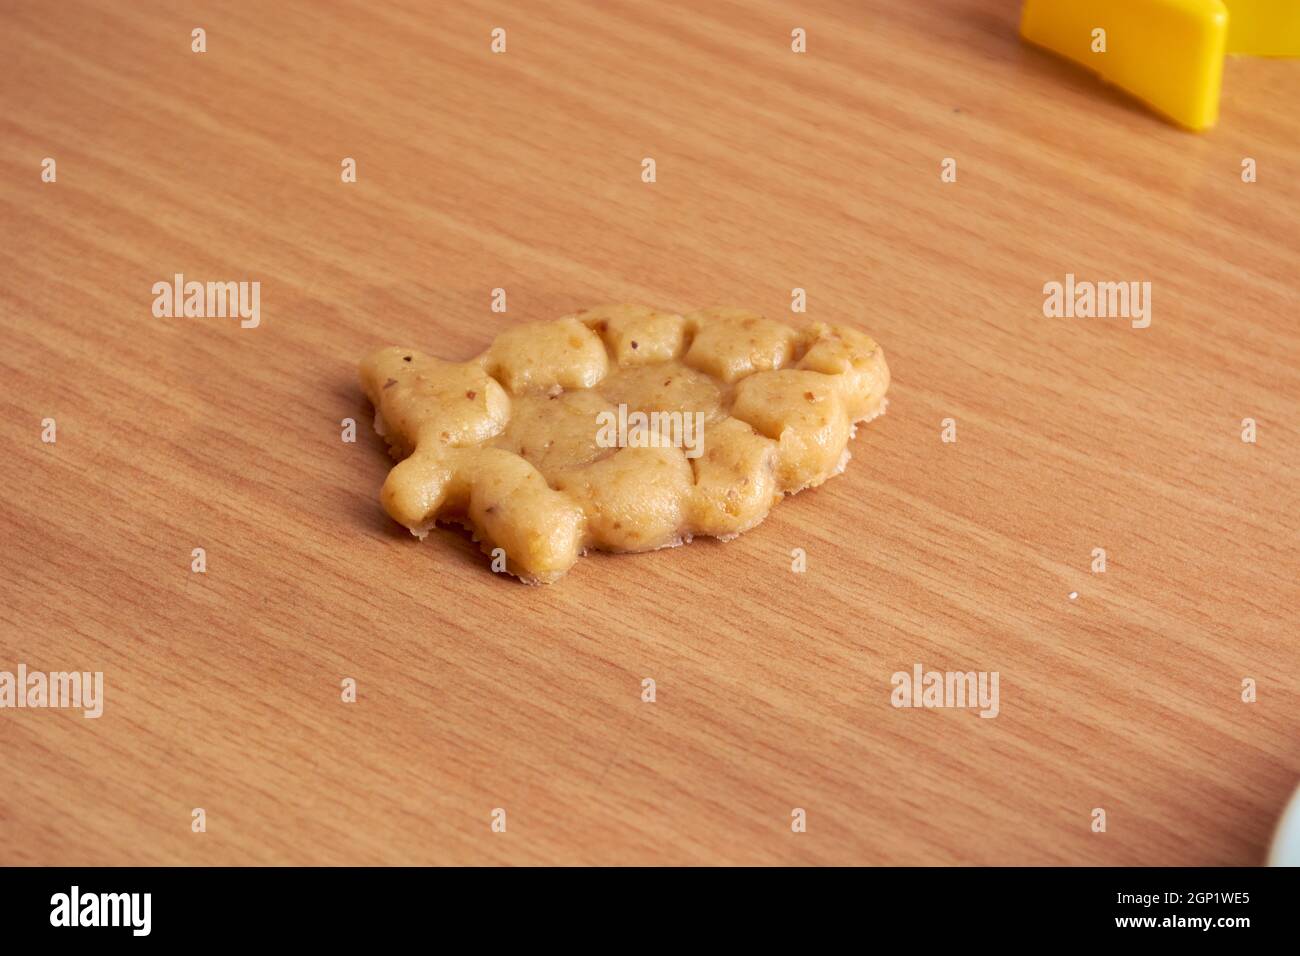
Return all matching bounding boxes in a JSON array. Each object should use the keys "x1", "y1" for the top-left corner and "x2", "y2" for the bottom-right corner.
[{"x1": 360, "y1": 305, "x2": 889, "y2": 583}]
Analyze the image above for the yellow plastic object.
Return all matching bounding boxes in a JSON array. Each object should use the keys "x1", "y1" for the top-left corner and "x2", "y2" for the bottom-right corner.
[
  {"x1": 1223, "y1": 0, "x2": 1300, "y2": 55},
  {"x1": 1020, "y1": 0, "x2": 1229, "y2": 131}
]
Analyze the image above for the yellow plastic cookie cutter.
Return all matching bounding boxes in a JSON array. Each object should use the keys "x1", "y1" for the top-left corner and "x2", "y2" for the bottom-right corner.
[
  {"x1": 1224, "y1": 0, "x2": 1300, "y2": 55},
  {"x1": 1020, "y1": 0, "x2": 1300, "y2": 132}
]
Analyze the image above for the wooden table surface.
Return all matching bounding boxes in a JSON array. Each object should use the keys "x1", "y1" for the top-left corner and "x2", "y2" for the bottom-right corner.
[{"x1": 2, "y1": 0, "x2": 1297, "y2": 866}]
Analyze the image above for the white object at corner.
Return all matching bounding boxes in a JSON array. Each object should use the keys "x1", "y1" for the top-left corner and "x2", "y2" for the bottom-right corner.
[{"x1": 1268, "y1": 783, "x2": 1300, "y2": 866}]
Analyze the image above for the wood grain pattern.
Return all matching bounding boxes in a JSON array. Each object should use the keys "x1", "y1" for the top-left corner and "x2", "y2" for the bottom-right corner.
[{"x1": 1, "y1": 0, "x2": 1297, "y2": 866}]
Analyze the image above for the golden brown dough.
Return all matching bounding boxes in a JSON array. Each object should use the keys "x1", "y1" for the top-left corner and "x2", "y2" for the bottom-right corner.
[{"x1": 360, "y1": 304, "x2": 889, "y2": 583}]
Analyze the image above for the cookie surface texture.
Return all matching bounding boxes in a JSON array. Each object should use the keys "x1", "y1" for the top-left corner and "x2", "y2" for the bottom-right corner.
[{"x1": 360, "y1": 305, "x2": 889, "y2": 583}]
